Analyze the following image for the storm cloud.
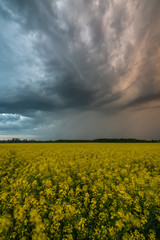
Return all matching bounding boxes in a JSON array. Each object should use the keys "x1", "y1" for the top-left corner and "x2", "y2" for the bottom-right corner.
[{"x1": 0, "y1": 0, "x2": 160, "y2": 139}]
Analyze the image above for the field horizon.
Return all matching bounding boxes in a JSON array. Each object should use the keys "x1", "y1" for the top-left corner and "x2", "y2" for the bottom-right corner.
[{"x1": 0, "y1": 137, "x2": 160, "y2": 143}]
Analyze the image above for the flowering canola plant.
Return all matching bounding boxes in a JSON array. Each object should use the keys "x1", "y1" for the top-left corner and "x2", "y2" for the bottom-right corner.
[{"x1": 0, "y1": 143, "x2": 160, "y2": 239}]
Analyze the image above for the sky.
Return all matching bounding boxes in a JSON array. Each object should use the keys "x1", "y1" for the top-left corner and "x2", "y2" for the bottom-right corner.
[{"x1": 0, "y1": 0, "x2": 160, "y2": 140}]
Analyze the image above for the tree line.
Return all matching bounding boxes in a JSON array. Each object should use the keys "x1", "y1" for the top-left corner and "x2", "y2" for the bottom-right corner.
[{"x1": 0, "y1": 138, "x2": 159, "y2": 143}]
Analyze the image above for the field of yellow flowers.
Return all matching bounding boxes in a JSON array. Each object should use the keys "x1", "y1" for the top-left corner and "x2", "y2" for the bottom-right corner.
[{"x1": 0, "y1": 143, "x2": 160, "y2": 239}]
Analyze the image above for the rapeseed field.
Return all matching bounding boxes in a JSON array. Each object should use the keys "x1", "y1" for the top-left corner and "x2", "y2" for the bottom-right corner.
[{"x1": 0, "y1": 143, "x2": 160, "y2": 239}]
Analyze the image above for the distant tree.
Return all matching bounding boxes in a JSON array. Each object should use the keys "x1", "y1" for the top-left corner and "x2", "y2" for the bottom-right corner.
[{"x1": 11, "y1": 138, "x2": 21, "y2": 143}]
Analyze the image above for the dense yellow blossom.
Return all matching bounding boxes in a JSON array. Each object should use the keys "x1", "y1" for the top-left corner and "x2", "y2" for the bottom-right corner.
[{"x1": 0, "y1": 143, "x2": 160, "y2": 239}]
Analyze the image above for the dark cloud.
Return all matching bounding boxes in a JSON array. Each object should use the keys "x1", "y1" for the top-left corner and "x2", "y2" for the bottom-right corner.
[
  {"x1": 127, "y1": 93, "x2": 160, "y2": 109},
  {"x1": 0, "y1": 0, "x2": 160, "y2": 139},
  {"x1": 0, "y1": 2, "x2": 11, "y2": 20}
]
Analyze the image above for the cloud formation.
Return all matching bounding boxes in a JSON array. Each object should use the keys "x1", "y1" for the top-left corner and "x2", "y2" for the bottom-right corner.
[{"x1": 0, "y1": 0, "x2": 160, "y2": 139}]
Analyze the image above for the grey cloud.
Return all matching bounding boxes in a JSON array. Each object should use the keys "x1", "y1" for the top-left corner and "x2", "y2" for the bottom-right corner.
[
  {"x1": 127, "y1": 94, "x2": 160, "y2": 109},
  {"x1": 110, "y1": 3, "x2": 128, "y2": 37},
  {"x1": 0, "y1": 113, "x2": 20, "y2": 123},
  {"x1": 0, "y1": 89, "x2": 55, "y2": 115},
  {"x1": 0, "y1": 0, "x2": 160, "y2": 139},
  {"x1": 46, "y1": 73, "x2": 94, "y2": 108},
  {"x1": 0, "y1": 2, "x2": 11, "y2": 20},
  {"x1": 0, "y1": 113, "x2": 36, "y2": 134}
]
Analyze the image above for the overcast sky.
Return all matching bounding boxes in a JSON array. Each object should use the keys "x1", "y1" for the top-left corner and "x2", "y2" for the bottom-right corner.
[{"x1": 0, "y1": 0, "x2": 160, "y2": 140}]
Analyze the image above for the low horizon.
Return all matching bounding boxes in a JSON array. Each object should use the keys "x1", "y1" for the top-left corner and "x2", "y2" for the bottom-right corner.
[{"x1": 0, "y1": 136, "x2": 159, "y2": 142}]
